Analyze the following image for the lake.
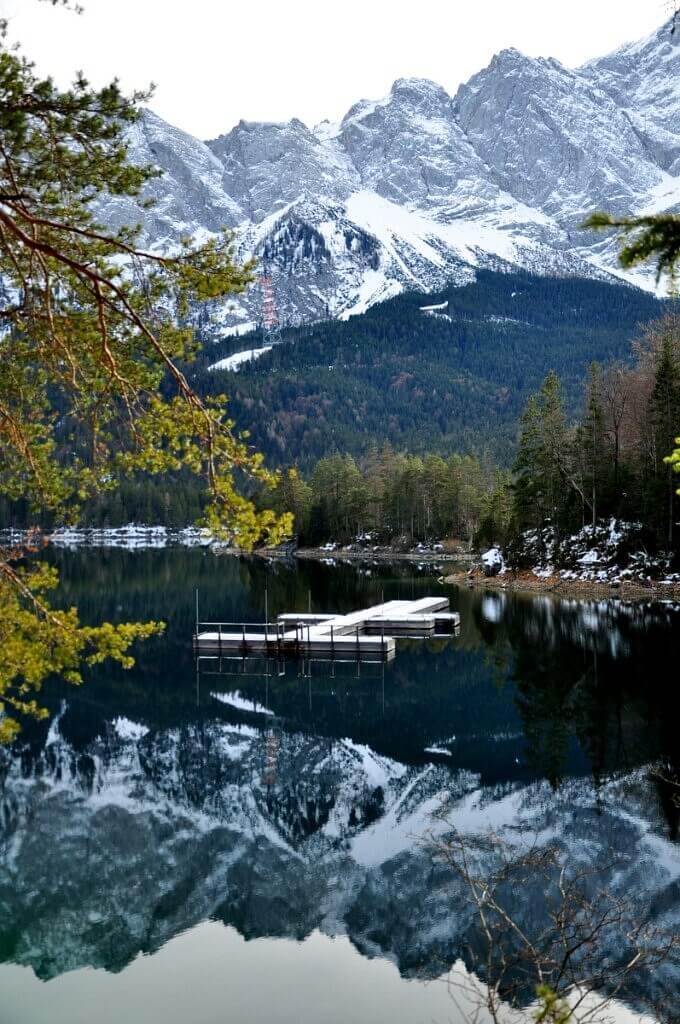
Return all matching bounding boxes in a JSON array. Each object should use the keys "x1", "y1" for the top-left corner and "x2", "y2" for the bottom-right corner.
[{"x1": 0, "y1": 548, "x2": 678, "y2": 1024}]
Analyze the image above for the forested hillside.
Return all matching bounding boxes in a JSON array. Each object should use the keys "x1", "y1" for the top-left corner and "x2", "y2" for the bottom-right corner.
[
  {"x1": 194, "y1": 271, "x2": 666, "y2": 466},
  {"x1": 0, "y1": 272, "x2": 669, "y2": 532}
]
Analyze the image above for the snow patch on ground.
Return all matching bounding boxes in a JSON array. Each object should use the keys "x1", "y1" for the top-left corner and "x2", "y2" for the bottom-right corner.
[
  {"x1": 209, "y1": 345, "x2": 273, "y2": 372},
  {"x1": 482, "y1": 547, "x2": 506, "y2": 576},
  {"x1": 507, "y1": 519, "x2": 680, "y2": 585}
]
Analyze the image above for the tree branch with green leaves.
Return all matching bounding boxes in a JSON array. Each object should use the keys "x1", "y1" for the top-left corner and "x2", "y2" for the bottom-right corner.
[
  {"x1": 0, "y1": 26, "x2": 291, "y2": 740},
  {"x1": 583, "y1": 211, "x2": 680, "y2": 290}
]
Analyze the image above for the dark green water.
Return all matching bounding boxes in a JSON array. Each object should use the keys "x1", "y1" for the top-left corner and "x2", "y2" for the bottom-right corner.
[{"x1": 0, "y1": 548, "x2": 678, "y2": 1023}]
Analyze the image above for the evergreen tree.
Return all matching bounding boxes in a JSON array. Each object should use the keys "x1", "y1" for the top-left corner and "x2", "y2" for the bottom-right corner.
[
  {"x1": 647, "y1": 335, "x2": 680, "y2": 545},
  {"x1": 513, "y1": 394, "x2": 549, "y2": 532},
  {"x1": 271, "y1": 469, "x2": 312, "y2": 540},
  {"x1": 513, "y1": 372, "x2": 589, "y2": 541},
  {"x1": 477, "y1": 469, "x2": 514, "y2": 548},
  {"x1": 578, "y1": 363, "x2": 607, "y2": 527}
]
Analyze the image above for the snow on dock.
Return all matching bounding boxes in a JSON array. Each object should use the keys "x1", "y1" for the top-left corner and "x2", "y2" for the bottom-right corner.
[{"x1": 193, "y1": 597, "x2": 459, "y2": 661}]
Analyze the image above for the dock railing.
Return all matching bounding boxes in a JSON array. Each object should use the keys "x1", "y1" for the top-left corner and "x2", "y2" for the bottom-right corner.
[
  {"x1": 193, "y1": 619, "x2": 392, "y2": 659},
  {"x1": 195, "y1": 620, "x2": 321, "y2": 641},
  {"x1": 196, "y1": 621, "x2": 284, "y2": 634},
  {"x1": 194, "y1": 620, "x2": 288, "y2": 653}
]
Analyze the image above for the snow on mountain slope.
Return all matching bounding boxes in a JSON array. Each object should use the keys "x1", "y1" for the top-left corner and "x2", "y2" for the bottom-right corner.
[
  {"x1": 97, "y1": 109, "x2": 244, "y2": 247},
  {"x1": 208, "y1": 344, "x2": 272, "y2": 372},
  {"x1": 453, "y1": 48, "x2": 661, "y2": 224},
  {"x1": 95, "y1": 18, "x2": 679, "y2": 331},
  {"x1": 582, "y1": 20, "x2": 680, "y2": 177}
]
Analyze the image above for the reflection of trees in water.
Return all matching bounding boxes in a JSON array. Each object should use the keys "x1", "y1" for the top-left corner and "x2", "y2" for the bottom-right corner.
[
  {"x1": 652, "y1": 762, "x2": 680, "y2": 842},
  {"x1": 472, "y1": 594, "x2": 680, "y2": 834},
  {"x1": 432, "y1": 827, "x2": 680, "y2": 1024},
  {"x1": 36, "y1": 550, "x2": 680, "y2": 833}
]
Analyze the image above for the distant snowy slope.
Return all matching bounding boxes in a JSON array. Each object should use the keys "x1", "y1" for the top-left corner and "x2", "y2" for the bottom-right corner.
[
  {"x1": 582, "y1": 21, "x2": 680, "y2": 176},
  {"x1": 208, "y1": 345, "x2": 272, "y2": 372},
  {"x1": 94, "y1": 18, "x2": 679, "y2": 330}
]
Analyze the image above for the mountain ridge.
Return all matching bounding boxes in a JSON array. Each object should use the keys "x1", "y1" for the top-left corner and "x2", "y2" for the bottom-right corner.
[{"x1": 98, "y1": 18, "x2": 680, "y2": 334}]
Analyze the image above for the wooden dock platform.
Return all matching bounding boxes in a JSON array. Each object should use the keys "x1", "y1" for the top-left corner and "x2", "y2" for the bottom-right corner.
[{"x1": 193, "y1": 597, "x2": 459, "y2": 660}]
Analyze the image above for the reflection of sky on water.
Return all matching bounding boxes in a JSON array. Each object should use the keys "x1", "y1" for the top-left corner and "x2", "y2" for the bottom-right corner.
[{"x1": 0, "y1": 926, "x2": 487, "y2": 1024}]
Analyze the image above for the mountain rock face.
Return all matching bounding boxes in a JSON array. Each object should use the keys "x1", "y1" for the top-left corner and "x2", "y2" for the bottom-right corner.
[
  {"x1": 100, "y1": 20, "x2": 680, "y2": 333},
  {"x1": 1, "y1": 712, "x2": 678, "y2": 1006}
]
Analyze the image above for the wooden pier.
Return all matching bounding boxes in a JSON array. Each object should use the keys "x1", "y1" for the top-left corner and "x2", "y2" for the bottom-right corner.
[{"x1": 193, "y1": 597, "x2": 459, "y2": 661}]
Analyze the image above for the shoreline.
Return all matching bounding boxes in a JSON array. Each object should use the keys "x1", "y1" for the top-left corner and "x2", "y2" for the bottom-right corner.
[
  {"x1": 292, "y1": 547, "x2": 474, "y2": 565},
  {"x1": 5, "y1": 527, "x2": 679, "y2": 600},
  {"x1": 275, "y1": 548, "x2": 680, "y2": 600},
  {"x1": 444, "y1": 569, "x2": 680, "y2": 601}
]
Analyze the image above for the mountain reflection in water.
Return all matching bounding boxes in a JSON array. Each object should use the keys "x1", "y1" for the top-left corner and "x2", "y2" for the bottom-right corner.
[{"x1": 0, "y1": 549, "x2": 678, "y2": 1020}]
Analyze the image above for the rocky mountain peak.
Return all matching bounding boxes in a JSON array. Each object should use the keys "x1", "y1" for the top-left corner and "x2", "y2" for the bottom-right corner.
[
  {"x1": 453, "y1": 38, "x2": 661, "y2": 222},
  {"x1": 388, "y1": 76, "x2": 452, "y2": 109},
  {"x1": 580, "y1": 17, "x2": 680, "y2": 176},
  {"x1": 92, "y1": 18, "x2": 679, "y2": 332}
]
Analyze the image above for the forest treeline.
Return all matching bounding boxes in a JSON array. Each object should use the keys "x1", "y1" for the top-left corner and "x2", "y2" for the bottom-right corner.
[
  {"x1": 268, "y1": 448, "x2": 510, "y2": 548},
  {"x1": 267, "y1": 312, "x2": 680, "y2": 552},
  {"x1": 511, "y1": 313, "x2": 680, "y2": 551},
  {"x1": 193, "y1": 270, "x2": 667, "y2": 467},
  {"x1": 2, "y1": 313, "x2": 679, "y2": 557}
]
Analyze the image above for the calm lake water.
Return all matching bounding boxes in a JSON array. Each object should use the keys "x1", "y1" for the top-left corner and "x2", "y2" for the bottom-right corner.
[{"x1": 1, "y1": 548, "x2": 678, "y2": 1024}]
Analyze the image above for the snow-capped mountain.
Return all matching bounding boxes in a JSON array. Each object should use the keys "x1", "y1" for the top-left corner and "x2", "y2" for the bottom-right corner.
[{"x1": 102, "y1": 19, "x2": 680, "y2": 333}]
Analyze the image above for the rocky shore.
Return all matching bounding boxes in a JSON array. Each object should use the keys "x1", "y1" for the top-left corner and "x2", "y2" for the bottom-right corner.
[{"x1": 445, "y1": 567, "x2": 680, "y2": 601}]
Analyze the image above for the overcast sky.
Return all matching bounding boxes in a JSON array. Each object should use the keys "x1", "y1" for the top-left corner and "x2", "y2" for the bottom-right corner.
[{"x1": 0, "y1": 0, "x2": 672, "y2": 139}]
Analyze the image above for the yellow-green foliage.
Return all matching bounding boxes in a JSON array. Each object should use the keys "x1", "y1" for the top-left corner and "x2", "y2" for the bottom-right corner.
[
  {"x1": 0, "y1": 23, "x2": 291, "y2": 738},
  {"x1": 665, "y1": 436, "x2": 680, "y2": 496},
  {"x1": 534, "y1": 985, "x2": 572, "y2": 1024},
  {"x1": 0, "y1": 39, "x2": 289, "y2": 541},
  {"x1": 0, "y1": 563, "x2": 164, "y2": 743}
]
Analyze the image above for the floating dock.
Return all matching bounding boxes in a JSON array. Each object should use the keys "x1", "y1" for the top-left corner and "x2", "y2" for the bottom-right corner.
[{"x1": 193, "y1": 597, "x2": 459, "y2": 660}]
